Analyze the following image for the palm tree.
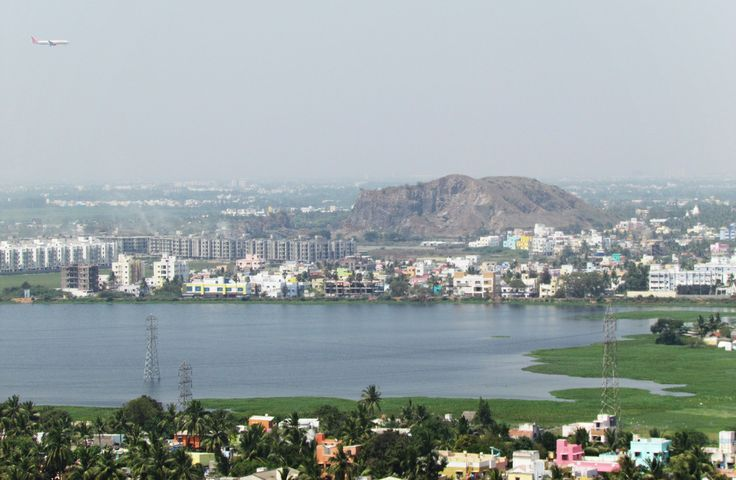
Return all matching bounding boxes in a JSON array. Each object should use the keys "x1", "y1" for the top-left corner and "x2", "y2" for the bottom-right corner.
[
  {"x1": 65, "y1": 444, "x2": 100, "y2": 480},
  {"x1": 1, "y1": 395, "x2": 24, "y2": 435},
  {"x1": 167, "y1": 447, "x2": 204, "y2": 480},
  {"x1": 573, "y1": 427, "x2": 589, "y2": 447},
  {"x1": 128, "y1": 435, "x2": 170, "y2": 479},
  {"x1": 201, "y1": 409, "x2": 233, "y2": 474},
  {"x1": 42, "y1": 417, "x2": 74, "y2": 478},
  {"x1": 604, "y1": 427, "x2": 617, "y2": 451},
  {"x1": 90, "y1": 448, "x2": 126, "y2": 480},
  {"x1": 297, "y1": 455, "x2": 321, "y2": 480},
  {"x1": 329, "y1": 445, "x2": 356, "y2": 480},
  {"x1": 157, "y1": 403, "x2": 179, "y2": 438},
  {"x1": 93, "y1": 416, "x2": 107, "y2": 447},
  {"x1": 74, "y1": 421, "x2": 93, "y2": 446},
  {"x1": 109, "y1": 409, "x2": 129, "y2": 444},
  {"x1": 360, "y1": 385, "x2": 382, "y2": 415},
  {"x1": 178, "y1": 400, "x2": 209, "y2": 444},
  {"x1": 549, "y1": 464, "x2": 565, "y2": 480},
  {"x1": 642, "y1": 456, "x2": 665, "y2": 479},
  {"x1": 618, "y1": 454, "x2": 641, "y2": 480},
  {"x1": 666, "y1": 448, "x2": 715, "y2": 480},
  {"x1": 239, "y1": 423, "x2": 266, "y2": 460}
]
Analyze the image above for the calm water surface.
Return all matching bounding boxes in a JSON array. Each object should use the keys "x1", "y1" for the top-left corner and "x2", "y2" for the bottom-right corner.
[{"x1": 0, "y1": 304, "x2": 698, "y2": 406}]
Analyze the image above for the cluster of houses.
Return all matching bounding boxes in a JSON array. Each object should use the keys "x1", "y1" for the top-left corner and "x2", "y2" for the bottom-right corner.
[
  {"x1": 33, "y1": 214, "x2": 736, "y2": 300},
  {"x1": 55, "y1": 245, "x2": 736, "y2": 301},
  {"x1": 107, "y1": 412, "x2": 736, "y2": 479}
]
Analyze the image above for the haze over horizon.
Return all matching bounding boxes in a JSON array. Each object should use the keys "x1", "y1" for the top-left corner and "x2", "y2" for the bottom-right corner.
[{"x1": 2, "y1": 1, "x2": 735, "y2": 185}]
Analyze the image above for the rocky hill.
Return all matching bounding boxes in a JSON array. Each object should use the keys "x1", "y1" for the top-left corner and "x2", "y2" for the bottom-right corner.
[{"x1": 343, "y1": 175, "x2": 608, "y2": 238}]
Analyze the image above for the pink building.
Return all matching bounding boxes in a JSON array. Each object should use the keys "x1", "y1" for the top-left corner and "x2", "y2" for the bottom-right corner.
[
  {"x1": 555, "y1": 440, "x2": 620, "y2": 474},
  {"x1": 555, "y1": 440, "x2": 584, "y2": 466}
]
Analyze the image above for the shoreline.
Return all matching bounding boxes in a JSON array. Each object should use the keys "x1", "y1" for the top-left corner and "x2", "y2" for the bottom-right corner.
[{"x1": 4, "y1": 296, "x2": 736, "y2": 307}]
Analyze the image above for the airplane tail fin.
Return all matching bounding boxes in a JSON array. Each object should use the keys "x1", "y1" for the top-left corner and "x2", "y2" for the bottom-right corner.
[{"x1": 31, "y1": 36, "x2": 38, "y2": 44}]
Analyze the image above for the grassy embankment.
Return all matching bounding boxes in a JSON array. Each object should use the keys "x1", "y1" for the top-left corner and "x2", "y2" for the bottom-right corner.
[
  {"x1": 193, "y1": 335, "x2": 736, "y2": 437},
  {"x1": 0, "y1": 272, "x2": 61, "y2": 290},
  {"x1": 610, "y1": 310, "x2": 735, "y2": 321}
]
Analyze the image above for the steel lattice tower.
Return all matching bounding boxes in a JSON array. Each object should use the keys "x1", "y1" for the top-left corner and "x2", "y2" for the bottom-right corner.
[
  {"x1": 601, "y1": 303, "x2": 620, "y2": 422},
  {"x1": 178, "y1": 361, "x2": 192, "y2": 408},
  {"x1": 143, "y1": 314, "x2": 160, "y2": 383}
]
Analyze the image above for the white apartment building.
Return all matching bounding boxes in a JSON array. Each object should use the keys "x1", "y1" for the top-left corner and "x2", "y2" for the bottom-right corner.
[
  {"x1": 152, "y1": 255, "x2": 189, "y2": 288},
  {"x1": 468, "y1": 235, "x2": 501, "y2": 248},
  {"x1": 0, "y1": 237, "x2": 117, "y2": 272},
  {"x1": 648, "y1": 256, "x2": 736, "y2": 292},
  {"x1": 111, "y1": 254, "x2": 145, "y2": 286}
]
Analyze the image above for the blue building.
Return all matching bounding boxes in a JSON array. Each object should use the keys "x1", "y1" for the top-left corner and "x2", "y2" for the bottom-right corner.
[{"x1": 629, "y1": 436, "x2": 671, "y2": 467}]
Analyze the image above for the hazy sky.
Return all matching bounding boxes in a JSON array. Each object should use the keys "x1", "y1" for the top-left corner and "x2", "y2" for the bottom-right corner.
[{"x1": 2, "y1": 1, "x2": 735, "y2": 185}]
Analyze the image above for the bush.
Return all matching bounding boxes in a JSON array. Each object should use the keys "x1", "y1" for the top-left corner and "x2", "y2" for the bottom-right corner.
[{"x1": 650, "y1": 318, "x2": 686, "y2": 345}]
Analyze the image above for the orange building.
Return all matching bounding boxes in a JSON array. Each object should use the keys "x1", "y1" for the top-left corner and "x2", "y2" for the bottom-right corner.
[
  {"x1": 315, "y1": 433, "x2": 361, "y2": 469},
  {"x1": 248, "y1": 414, "x2": 276, "y2": 432},
  {"x1": 173, "y1": 431, "x2": 201, "y2": 450}
]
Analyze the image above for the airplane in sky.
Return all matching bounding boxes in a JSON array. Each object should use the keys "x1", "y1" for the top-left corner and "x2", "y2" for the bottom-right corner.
[{"x1": 31, "y1": 36, "x2": 69, "y2": 47}]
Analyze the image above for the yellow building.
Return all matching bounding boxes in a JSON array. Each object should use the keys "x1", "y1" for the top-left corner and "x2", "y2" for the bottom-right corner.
[
  {"x1": 438, "y1": 450, "x2": 506, "y2": 479},
  {"x1": 187, "y1": 451, "x2": 215, "y2": 466},
  {"x1": 516, "y1": 235, "x2": 532, "y2": 251},
  {"x1": 183, "y1": 278, "x2": 251, "y2": 297}
]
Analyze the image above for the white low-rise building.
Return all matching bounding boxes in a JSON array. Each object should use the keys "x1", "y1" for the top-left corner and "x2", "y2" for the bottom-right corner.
[
  {"x1": 452, "y1": 272, "x2": 499, "y2": 298},
  {"x1": 152, "y1": 254, "x2": 189, "y2": 288},
  {"x1": 468, "y1": 236, "x2": 501, "y2": 248},
  {"x1": 507, "y1": 450, "x2": 546, "y2": 480}
]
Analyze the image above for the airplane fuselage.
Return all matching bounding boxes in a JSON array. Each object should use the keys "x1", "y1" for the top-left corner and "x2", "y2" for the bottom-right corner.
[{"x1": 32, "y1": 36, "x2": 69, "y2": 46}]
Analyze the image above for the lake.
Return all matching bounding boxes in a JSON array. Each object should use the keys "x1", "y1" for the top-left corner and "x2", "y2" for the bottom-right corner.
[{"x1": 0, "y1": 303, "x2": 692, "y2": 406}]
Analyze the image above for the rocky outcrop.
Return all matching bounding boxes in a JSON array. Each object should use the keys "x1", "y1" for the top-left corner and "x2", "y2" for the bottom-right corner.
[{"x1": 343, "y1": 175, "x2": 608, "y2": 237}]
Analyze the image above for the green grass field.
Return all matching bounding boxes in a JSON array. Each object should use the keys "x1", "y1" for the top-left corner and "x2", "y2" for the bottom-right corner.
[
  {"x1": 526, "y1": 335, "x2": 736, "y2": 436},
  {"x1": 0, "y1": 272, "x2": 61, "y2": 290},
  {"x1": 610, "y1": 310, "x2": 736, "y2": 321},
  {"x1": 0, "y1": 269, "x2": 111, "y2": 292}
]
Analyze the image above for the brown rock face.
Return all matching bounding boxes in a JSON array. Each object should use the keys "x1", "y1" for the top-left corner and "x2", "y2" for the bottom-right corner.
[{"x1": 344, "y1": 175, "x2": 608, "y2": 237}]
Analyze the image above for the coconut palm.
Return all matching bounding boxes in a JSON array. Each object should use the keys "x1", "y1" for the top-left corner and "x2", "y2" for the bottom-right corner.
[
  {"x1": 604, "y1": 427, "x2": 617, "y2": 450},
  {"x1": 128, "y1": 435, "x2": 170, "y2": 479},
  {"x1": 178, "y1": 400, "x2": 209, "y2": 442},
  {"x1": 167, "y1": 447, "x2": 204, "y2": 480},
  {"x1": 297, "y1": 455, "x2": 321, "y2": 480},
  {"x1": 201, "y1": 409, "x2": 234, "y2": 474},
  {"x1": 618, "y1": 454, "x2": 641, "y2": 480},
  {"x1": 1, "y1": 395, "x2": 24, "y2": 434},
  {"x1": 329, "y1": 445, "x2": 356, "y2": 480},
  {"x1": 360, "y1": 385, "x2": 382, "y2": 415},
  {"x1": 239, "y1": 423, "x2": 266, "y2": 460},
  {"x1": 158, "y1": 403, "x2": 179, "y2": 437},
  {"x1": 93, "y1": 416, "x2": 107, "y2": 447},
  {"x1": 549, "y1": 464, "x2": 565, "y2": 480},
  {"x1": 92, "y1": 448, "x2": 126, "y2": 480},
  {"x1": 42, "y1": 417, "x2": 74, "y2": 477},
  {"x1": 642, "y1": 456, "x2": 665, "y2": 479},
  {"x1": 65, "y1": 444, "x2": 99, "y2": 480}
]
